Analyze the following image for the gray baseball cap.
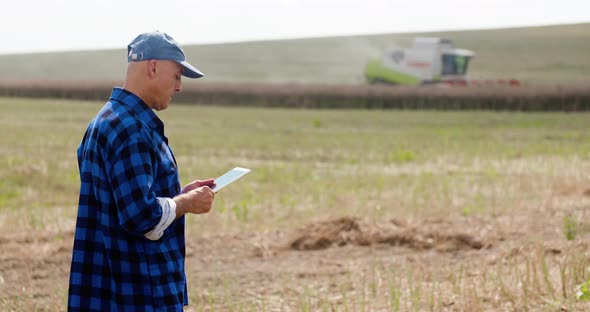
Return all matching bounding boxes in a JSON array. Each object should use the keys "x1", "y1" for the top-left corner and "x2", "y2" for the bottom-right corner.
[{"x1": 127, "y1": 31, "x2": 204, "y2": 79}]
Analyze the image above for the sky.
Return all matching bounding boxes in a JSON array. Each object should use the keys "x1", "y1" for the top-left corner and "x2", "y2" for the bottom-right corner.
[{"x1": 1, "y1": 0, "x2": 589, "y2": 55}]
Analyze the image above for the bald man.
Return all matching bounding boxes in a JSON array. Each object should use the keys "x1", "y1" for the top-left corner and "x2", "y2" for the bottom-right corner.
[{"x1": 68, "y1": 31, "x2": 215, "y2": 311}]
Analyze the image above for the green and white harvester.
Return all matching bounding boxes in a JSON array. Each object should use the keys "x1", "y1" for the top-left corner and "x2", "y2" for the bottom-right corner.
[{"x1": 365, "y1": 37, "x2": 475, "y2": 86}]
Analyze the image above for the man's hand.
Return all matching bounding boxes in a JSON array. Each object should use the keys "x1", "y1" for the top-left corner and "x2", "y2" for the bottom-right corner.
[
  {"x1": 181, "y1": 178, "x2": 215, "y2": 194},
  {"x1": 174, "y1": 180, "x2": 215, "y2": 218}
]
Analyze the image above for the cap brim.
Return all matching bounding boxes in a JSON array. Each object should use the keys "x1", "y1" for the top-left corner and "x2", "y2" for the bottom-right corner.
[{"x1": 179, "y1": 61, "x2": 204, "y2": 79}]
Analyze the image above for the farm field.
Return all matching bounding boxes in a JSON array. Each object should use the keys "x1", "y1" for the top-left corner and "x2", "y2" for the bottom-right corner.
[
  {"x1": 1, "y1": 97, "x2": 590, "y2": 310},
  {"x1": 0, "y1": 23, "x2": 589, "y2": 85}
]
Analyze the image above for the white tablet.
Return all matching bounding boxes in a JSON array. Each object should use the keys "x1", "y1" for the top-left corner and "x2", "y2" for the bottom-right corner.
[{"x1": 211, "y1": 167, "x2": 252, "y2": 193}]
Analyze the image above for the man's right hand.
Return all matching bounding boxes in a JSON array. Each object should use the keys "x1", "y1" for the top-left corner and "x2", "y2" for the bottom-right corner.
[{"x1": 174, "y1": 185, "x2": 215, "y2": 218}]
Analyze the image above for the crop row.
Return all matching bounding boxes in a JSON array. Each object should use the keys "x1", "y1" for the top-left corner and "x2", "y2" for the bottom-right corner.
[{"x1": 0, "y1": 80, "x2": 589, "y2": 111}]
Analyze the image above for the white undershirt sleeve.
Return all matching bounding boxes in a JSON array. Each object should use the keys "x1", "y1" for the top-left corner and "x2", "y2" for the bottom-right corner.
[{"x1": 144, "y1": 197, "x2": 177, "y2": 241}]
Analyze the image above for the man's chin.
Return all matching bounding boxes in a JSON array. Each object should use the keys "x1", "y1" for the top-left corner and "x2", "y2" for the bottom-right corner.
[{"x1": 154, "y1": 102, "x2": 170, "y2": 111}]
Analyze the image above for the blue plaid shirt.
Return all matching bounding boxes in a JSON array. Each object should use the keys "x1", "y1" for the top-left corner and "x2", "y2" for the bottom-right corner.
[{"x1": 68, "y1": 88, "x2": 187, "y2": 311}]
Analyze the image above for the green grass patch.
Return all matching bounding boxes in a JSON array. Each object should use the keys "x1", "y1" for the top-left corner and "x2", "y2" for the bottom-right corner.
[{"x1": 1, "y1": 97, "x2": 590, "y2": 231}]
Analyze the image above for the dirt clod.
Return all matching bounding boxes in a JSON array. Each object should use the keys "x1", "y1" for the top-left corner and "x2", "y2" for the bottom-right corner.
[{"x1": 289, "y1": 216, "x2": 491, "y2": 252}]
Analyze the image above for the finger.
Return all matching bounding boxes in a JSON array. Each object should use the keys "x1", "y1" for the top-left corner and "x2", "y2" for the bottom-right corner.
[
  {"x1": 202, "y1": 178, "x2": 215, "y2": 186},
  {"x1": 196, "y1": 178, "x2": 215, "y2": 187}
]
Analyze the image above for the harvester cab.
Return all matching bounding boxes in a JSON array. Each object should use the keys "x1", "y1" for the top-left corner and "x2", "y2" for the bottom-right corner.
[{"x1": 365, "y1": 37, "x2": 475, "y2": 86}]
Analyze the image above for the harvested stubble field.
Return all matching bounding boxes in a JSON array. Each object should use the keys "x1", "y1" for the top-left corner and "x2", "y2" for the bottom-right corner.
[
  {"x1": 1, "y1": 23, "x2": 589, "y2": 85},
  {"x1": 1, "y1": 96, "x2": 590, "y2": 311}
]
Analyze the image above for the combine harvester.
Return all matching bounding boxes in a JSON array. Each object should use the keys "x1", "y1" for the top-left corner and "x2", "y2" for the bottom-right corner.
[{"x1": 365, "y1": 37, "x2": 519, "y2": 87}]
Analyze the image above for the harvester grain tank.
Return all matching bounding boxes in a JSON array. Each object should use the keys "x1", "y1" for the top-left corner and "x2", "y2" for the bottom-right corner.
[{"x1": 365, "y1": 37, "x2": 474, "y2": 85}]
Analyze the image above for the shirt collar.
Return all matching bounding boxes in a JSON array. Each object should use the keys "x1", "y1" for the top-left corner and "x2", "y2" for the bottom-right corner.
[{"x1": 109, "y1": 87, "x2": 164, "y2": 131}]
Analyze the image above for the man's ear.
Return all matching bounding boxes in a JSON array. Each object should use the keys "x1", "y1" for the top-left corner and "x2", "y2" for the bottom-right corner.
[{"x1": 146, "y1": 60, "x2": 158, "y2": 79}]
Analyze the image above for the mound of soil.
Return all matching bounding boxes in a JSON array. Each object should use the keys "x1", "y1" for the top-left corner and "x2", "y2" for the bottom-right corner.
[{"x1": 289, "y1": 216, "x2": 492, "y2": 252}]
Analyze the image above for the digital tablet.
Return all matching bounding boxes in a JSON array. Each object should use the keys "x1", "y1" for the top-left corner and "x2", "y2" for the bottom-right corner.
[{"x1": 211, "y1": 167, "x2": 252, "y2": 193}]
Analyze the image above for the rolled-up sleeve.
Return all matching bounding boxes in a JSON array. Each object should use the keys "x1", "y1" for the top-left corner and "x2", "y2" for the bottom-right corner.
[{"x1": 144, "y1": 197, "x2": 177, "y2": 240}]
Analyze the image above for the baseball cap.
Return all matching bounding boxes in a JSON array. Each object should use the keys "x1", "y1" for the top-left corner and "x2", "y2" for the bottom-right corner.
[{"x1": 127, "y1": 31, "x2": 204, "y2": 79}]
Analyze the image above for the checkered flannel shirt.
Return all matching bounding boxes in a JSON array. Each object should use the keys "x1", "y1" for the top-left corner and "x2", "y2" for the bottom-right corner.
[{"x1": 68, "y1": 88, "x2": 187, "y2": 311}]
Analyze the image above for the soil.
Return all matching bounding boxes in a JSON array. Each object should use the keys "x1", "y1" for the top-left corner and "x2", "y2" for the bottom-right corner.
[{"x1": 1, "y1": 207, "x2": 590, "y2": 311}]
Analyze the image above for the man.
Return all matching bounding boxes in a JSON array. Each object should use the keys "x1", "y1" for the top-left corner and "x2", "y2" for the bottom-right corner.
[{"x1": 68, "y1": 31, "x2": 215, "y2": 311}]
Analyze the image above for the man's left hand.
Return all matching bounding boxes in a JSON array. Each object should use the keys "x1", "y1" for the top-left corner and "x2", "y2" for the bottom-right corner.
[{"x1": 181, "y1": 178, "x2": 215, "y2": 194}]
